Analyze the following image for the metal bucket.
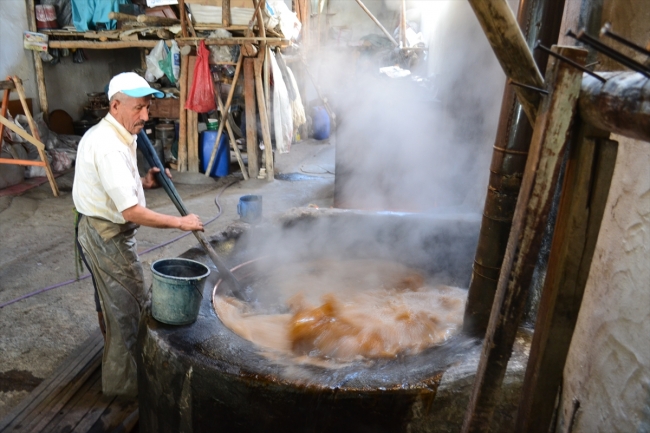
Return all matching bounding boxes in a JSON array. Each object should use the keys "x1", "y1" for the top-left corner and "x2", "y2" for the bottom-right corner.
[{"x1": 151, "y1": 258, "x2": 210, "y2": 325}]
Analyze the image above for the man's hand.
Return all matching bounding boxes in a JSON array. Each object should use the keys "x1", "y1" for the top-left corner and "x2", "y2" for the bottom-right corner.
[
  {"x1": 142, "y1": 167, "x2": 173, "y2": 189},
  {"x1": 179, "y1": 214, "x2": 203, "y2": 231}
]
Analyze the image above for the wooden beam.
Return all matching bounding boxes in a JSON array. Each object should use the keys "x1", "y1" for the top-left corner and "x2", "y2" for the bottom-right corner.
[
  {"x1": 178, "y1": 52, "x2": 190, "y2": 172},
  {"x1": 579, "y1": 71, "x2": 650, "y2": 143},
  {"x1": 467, "y1": 0, "x2": 545, "y2": 124},
  {"x1": 244, "y1": 57, "x2": 259, "y2": 178},
  {"x1": 353, "y1": 0, "x2": 398, "y2": 47},
  {"x1": 460, "y1": 46, "x2": 587, "y2": 433},
  {"x1": 48, "y1": 37, "x2": 290, "y2": 50},
  {"x1": 0, "y1": 81, "x2": 16, "y2": 90},
  {"x1": 187, "y1": 55, "x2": 199, "y2": 173},
  {"x1": 222, "y1": 0, "x2": 231, "y2": 28},
  {"x1": 179, "y1": 0, "x2": 188, "y2": 37},
  {"x1": 26, "y1": 0, "x2": 49, "y2": 124},
  {"x1": 136, "y1": 14, "x2": 180, "y2": 26},
  {"x1": 514, "y1": 126, "x2": 617, "y2": 433},
  {"x1": 254, "y1": 54, "x2": 274, "y2": 181}
]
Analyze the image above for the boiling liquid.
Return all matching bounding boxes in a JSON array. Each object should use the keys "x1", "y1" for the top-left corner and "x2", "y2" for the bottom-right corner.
[{"x1": 214, "y1": 259, "x2": 467, "y2": 362}]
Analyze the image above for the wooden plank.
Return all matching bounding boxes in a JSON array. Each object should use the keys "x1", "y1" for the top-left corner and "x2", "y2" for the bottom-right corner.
[
  {"x1": 188, "y1": 110, "x2": 199, "y2": 173},
  {"x1": 47, "y1": 37, "x2": 289, "y2": 49},
  {"x1": 179, "y1": 0, "x2": 188, "y2": 37},
  {"x1": 178, "y1": 53, "x2": 190, "y2": 172},
  {"x1": 467, "y1": 0, "x2": 545, "y2": 124},
  {"x1": 0, "y1": 330, "x2": 103, "y2": 431},
  {"x1": 43, "y1": 367, "x2": 104, "y2": 432},
  {"x1": 244, "y1": 57, "x2": 259, "y2": 178},
  {"x1": 460, "y1": 46, "x2": 588, "y2": 433},
  {"x1": 222, "y1": 0, "x2": 231, "y2": 27},
  {"x1": 21, "y1": 347, "x2": 103, "y2": 432},
  {"x1": 0, "y1": 81, "x2": 16, "y2": 90},
  {"x1": 514, "y1": 131, "x2": 617, "y2": 433},
  {"x1": 254, "y1": 54, "x2": 274, "y2": 181},
  {"x1": 25, "y1": 0, "x2": 49, "y2": 124},
  {"x1": 205, "y1": 52, "x2": 243, "y2": 176},
  {"x1": 90, "y1": 403, "x2": 138, "y2": 433}
]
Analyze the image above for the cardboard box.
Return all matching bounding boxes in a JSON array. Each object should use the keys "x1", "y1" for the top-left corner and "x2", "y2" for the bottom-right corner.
[
  {"x1": 149, "y1": 97, "x2": 180, "y2": 119},
  {"x1": 23, "y1": 32, "x2": 48, "y2": 52}
]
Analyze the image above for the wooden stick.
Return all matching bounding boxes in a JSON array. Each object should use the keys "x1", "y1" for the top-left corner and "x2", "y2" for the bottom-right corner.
[
  {"x1": 0, "y1": 86, "x2": 10, "y2": 147},
  {"x1": 400, "y1": 0, "x2": 406, "y2": 48},
  {"x1": 188, "y1": 110, "x2": 199, "y2": 172},
  {"x1": 254, "y1": 55, "x2": 274, "y2": 181},
  {"x1": 179, "y1": 0, "x2": 188, "y2": 38},
  {"x1": 48, "y1": 38, "x2": 289, "y2": 49},
  {"x1": 26, "y1": 0, "x2": 49, "y2": 124},
  {"x1": 136, "y1": 14, "x2": 180, "y2": 26},
  {"x1": 222, "y1": 0, "x2": 231, "y2": 28},
  {"x1": 467, "y1": 0, "x2": 545, "y2": 124},
  {"x1": 214, "y1": 85, "x2": 248, "y2": 180},
  {"x1": 108, "y1": 12, "x2": 138, "y2": 22},
  {"x1": 205, "y1": 52, "x2": 243, "y2": 176},
  {"x1": 353, "y1": 0, "x2": 398, "y2": 47},
  {"x1": 178, "y1": 53, "x2": 190, "y2": 172},
  {"x1": 514, "y1": 126, "x2": 617, "y2": 433},
  {"x1": 244, "y1": 57, "x2": 259, "y2": 179},
  {"x1": 460, "y1": 46, "x2": 587, "y2": 433},
  {"x1": 12, "y1": 76, "x2": 59, "y2": 197}
]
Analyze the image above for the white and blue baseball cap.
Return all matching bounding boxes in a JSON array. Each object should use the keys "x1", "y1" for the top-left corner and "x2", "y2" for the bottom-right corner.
[{"x1": 107, "y1": 72, "x2": 164, "y2": 100}]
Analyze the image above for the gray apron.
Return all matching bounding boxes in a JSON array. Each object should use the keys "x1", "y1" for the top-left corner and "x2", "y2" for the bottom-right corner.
[{"x1": 76, "y1": 215, "x2": 146, "y2": 397}]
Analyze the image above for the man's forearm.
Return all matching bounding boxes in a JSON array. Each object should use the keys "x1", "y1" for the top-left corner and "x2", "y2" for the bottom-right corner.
[{"x1": 122, "y1": 204, "x2": 181, "y2": 229}]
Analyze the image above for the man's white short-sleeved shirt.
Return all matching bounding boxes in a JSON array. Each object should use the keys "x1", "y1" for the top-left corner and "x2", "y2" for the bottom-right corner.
[{"x1": 73, "y1": 113, "x2": 145, "y2": 224}]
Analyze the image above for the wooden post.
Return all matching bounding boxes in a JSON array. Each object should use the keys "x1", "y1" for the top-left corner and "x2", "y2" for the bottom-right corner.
[
  {"x1": 400, "y1": 0, "x2": 407, "y2": 48},
  {"x1": 244, "y1": 58, "x2": 259, "y2": 179},
  {"x1": 467, "y1": 0, "x2": 545, "y2": 125},
  {"x1": 26, "y1": 0, "x2": 49, "y2": 124},
  {"x1": 460, "y1": 46, "x2": 587, "y2": 433},
  {"x1": 514, "y1": 125, "x2": 617, "y2": 433},
  {"x1": 254, "y1": 55, "x2": 274, "y2": 181},
  {"x1": 178, "y1": 52, "x2": 190, "y2": 172},
  {"x1": 179, "y1": 0, "x2": 188, "y2": 38},
  {"x1": 222, "y1": 0, "x2": 231, "y2": 28},
  {"x1": 186, "y1": 55, "x2": 199, "y2": 173}
]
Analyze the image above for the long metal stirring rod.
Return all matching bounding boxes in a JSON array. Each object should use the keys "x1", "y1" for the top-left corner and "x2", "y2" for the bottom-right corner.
[{"x1": 136, "y1": 130, "x2": 247, "y2": 300}]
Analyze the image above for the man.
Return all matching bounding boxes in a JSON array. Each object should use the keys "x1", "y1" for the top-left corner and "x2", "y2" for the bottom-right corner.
[{"x1": 73, "y1": 72, "x2": 203, "y2": 397}]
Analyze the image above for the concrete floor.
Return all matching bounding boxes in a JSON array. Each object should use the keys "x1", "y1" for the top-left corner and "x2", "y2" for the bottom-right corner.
[{"x1": 0, "y1": 138, "x2": 335, "y2": 419}]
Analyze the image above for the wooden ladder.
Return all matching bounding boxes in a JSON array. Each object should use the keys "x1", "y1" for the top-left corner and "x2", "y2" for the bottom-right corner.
[{"x1": 0, "y1": 76, "x2": 59, "y2": 197}]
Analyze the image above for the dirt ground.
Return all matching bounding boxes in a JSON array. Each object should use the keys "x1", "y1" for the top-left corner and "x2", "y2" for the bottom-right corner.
[{"x1": 0, "y1": 138, "x2": 335, "y2": 419}]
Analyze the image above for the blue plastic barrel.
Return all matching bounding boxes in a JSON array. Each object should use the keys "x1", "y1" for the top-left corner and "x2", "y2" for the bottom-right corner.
[
  {"x1": 200, "y1": 131, "x2": 230, "y2": 177},
  {"x1": 312, "y1": 106, "x2": 330, "y2": 140}
]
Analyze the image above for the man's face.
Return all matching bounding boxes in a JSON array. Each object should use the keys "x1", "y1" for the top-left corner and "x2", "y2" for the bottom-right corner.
[{"x1": 110, "y1": 94, "x2": 152, "y2": 135}]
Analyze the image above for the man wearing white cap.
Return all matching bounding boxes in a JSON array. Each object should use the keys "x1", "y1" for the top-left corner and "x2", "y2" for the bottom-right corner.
[{"x1": 73, "y1": 72, "x2": 203, "y2": 396}]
